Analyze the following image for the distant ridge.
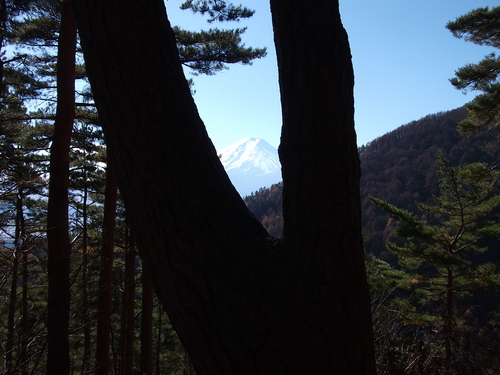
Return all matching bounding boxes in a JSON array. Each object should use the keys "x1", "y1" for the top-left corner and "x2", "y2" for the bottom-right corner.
[
  {"x1": 244, "y1": 107, "x2": 500, "y2": 262},
  {"x1": 218, "y1": 137, "x2": 282, "y2": 197}
]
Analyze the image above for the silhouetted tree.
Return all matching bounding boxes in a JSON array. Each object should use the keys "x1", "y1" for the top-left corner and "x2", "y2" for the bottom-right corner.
[{"x1": 74, "y1": 0, "x2": 376, "y2": 373}]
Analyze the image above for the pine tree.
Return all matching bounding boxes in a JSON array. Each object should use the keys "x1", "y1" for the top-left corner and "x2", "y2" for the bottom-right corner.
[
  {"x1": 74, "y1": 0, "x2": 376, "y2": 372},
  {"x1": 175, "y1": 27, "x2": 266, "y2": 75},
  {"x1": 370, "y1": 152, "x2": 500, "y2": 373},
  {"x1": 45, "y1": 0, "x2": 76, "y2": 372},
  {"x1": 447, "y1": 6, "x2": 500, "y2": 138},
  {"x1": 180, "y1": 0, "x2": 254, "y2": 22},
  {"x1": 174, "y1": 0, "x2": 267, "y2": 87},
  {"x1": 0, "y1": 111, "x2": 49, "y2": 375}
]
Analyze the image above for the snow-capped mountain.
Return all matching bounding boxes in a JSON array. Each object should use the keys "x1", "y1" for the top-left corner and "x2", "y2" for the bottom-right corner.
[{"x1": 218, "y1": 137, "x2": 282, "y2": 197}]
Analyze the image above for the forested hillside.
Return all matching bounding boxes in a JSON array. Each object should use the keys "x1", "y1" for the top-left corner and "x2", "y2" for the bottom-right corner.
[
  {"x1": 245, "y1": 106, "x2": 500, "y2": 372},
  {"x1": 359, "y1": 107, "x2": 500, "y2": 259},
  {"x1": 247, "y1": 106, "x2": 500, "y2": 260}
]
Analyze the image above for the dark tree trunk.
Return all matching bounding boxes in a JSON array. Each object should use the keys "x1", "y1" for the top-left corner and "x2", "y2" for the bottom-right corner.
[
  {"x1": 74, "y1": 0, "x2": 376, "y2": 373},
  {"x1": 95, "y1": 153, "x2": 118, "y2": 375},
  {"x1": 6, "y1": 194, "x2": 23, "y2": 373},
  {"x1": 81, "y1": 177, "x2": 91, "y2": 374},
  {"x1": 445, "y1": 266, "x2": 454, "y2": 372},
  {"x1": 155, "y1": 304, "x2": 162, "y2": 375},
  {"x1": 119, "y1": 231, "x2": 136, "y2": 375},
  {"x1": 269, "y1": 0, "x2": 375, "y2": 371},
  {"x1": 140, "y1": 263, "x2": 154, "y2": 375},
  {"x1": 21, "y1": 238, "x2": 28, "y2": 375},
  {"x1": 5, "y1": 252, "x2": 18, "y2": 372},
  {"x1": 0, "y1": 0, "x2": 6, "y2": 100},
  {"x1": 46, "y1": 1, "x2": 76, "y2": 372}
]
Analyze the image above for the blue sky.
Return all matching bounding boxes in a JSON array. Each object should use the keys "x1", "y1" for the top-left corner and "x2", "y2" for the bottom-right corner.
[{"x1": 165, "y1": 1, "x2": 499, "y2": 150}]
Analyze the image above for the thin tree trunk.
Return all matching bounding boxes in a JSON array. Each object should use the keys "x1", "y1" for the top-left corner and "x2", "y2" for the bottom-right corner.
[
  {"x1": 445, "y1": 266, "x2": 454, "y2": 372},
  {"x1": 75, "y1": 0, "x2": 376, "y2": 372},
  {"x1": 6, "y1": 262, "x2": 19, "y2": 372},
  {"x1": 21, "y1": 239, "x2": 28, "y2": 375},
  {"x1": 5, "y1": 194, "x2": 22, "y2": 373},
  {"x1": 95, "y1": 153, "x2": 118, "y2": 375},
  {"x1": 81, "y1": 173, "x2": 91, "y2": 374},
  {"x1": 0, "y1": 0, "x2": 6, "y2": 100},
  {"x1": 46, "y1": 0, "x2": 76, "y2": 373},
  {"x1": 140, "y1": 264, "x2": 154, "y2": 375},
  {"x1": 155, "y1": 304, "x2": 162, "y2": 375},
  {"x1": 119, "y1": 231, "x2": 136, "y2": 375}
]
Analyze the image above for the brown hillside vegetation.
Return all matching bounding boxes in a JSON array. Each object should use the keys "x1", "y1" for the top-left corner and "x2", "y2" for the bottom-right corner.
[
  {"x1": 247, "y1": 107, "x2": 500, "y2": 260},
  {"x1": 244, "y1": 182, "x2": 283, "y2": 238}
]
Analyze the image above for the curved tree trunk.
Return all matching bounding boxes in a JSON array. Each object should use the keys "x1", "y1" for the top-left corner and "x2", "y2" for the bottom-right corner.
[{"x1": 74, "y1": 0, "x2": 375, "y2": 373}]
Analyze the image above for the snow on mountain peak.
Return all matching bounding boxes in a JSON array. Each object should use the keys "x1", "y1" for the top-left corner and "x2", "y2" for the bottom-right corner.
[
  {"x1": 218, "y1": 137, "x2": 282, "y2": 197},
  {"x1": 218, "y1": 137, "x2": 281, "y2": 174}
]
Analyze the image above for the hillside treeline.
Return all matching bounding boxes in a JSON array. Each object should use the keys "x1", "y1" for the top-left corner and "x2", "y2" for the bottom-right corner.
[
  {"x1": 245, "y1": 107, "x2": 500, "y2": 373},
  {"x1": 247, "y1": 107, "x2": 500, "y2": 258}
]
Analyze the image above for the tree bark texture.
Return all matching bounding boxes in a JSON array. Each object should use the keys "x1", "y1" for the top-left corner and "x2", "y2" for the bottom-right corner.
[
  {"x1": 270, "y1": 0, "x2": 375, "y2": 372},
  {"x1": 46, "y1": 0, "x2": 76, "y2": 373},
  {"x1": 74, "y1": 0, "x2": 376, "y2": 373}
]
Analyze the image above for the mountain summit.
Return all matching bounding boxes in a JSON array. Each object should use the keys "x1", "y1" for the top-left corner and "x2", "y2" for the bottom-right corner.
[{"x1": 218, "y1": 137, "x2": 282, "y2": 197}]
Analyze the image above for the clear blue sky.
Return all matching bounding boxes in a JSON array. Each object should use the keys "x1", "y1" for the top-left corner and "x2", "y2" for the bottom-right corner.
[{"x1": 165, "y1": 1, "x2": 499, "y2": 150}]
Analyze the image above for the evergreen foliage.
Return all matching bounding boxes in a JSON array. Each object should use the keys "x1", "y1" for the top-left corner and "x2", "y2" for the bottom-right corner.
[
  {"x1": 174, "y1": 0, "x2": 267, "y2": 77},
  {"x1": 370, "y1": 153, "x2": 500, "y2": 373},
  {"x1": 175, "y1": 27, "x2": 266, "y2": 75},
  {"x1": 180, "y1": 0, "x2": 255, "y2": 22},
  {"x1": 447, "y1": 6, "x2": 500, "y2": 137}
]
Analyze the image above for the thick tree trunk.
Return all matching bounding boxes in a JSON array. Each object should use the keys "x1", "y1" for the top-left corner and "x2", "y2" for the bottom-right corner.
[
  {"x1": 74, "y1": 0, "x2": 376, "y2": 373},
  {"x1": 269, "y1": 0, "x2": 375, "y2": 371},
  {"x1": 46, "y1": 0, "x2": 76, "y2": 372}
]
